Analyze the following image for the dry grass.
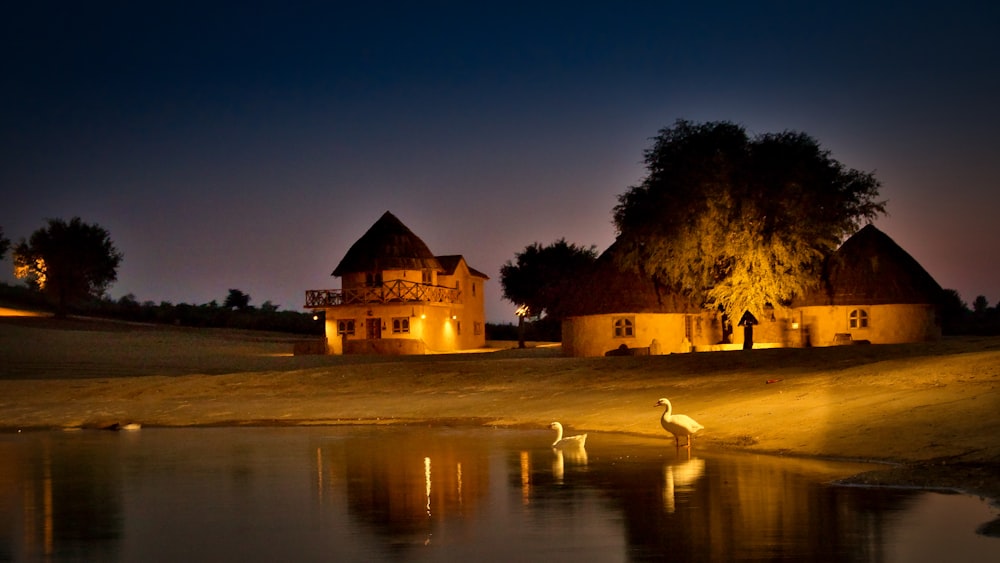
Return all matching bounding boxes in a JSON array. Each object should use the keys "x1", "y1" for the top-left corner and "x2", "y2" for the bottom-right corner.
[{"x1": 2, "y1": 310, "x2": 999, "y2": 501}]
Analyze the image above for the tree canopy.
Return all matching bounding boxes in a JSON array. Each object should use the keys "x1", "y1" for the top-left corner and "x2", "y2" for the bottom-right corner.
[
  {"x1": 13, "y1": 217, "x2": 123, "y2": 317},
  {"x1": 613, "y1": 119, "x2": 886, "y2": 318},
  {"x1": 224, "y1": 288, "x2": 252, "y2": 311},
  {"x1": 500, "y1": 238, "x2": 598, "y2": 320}
]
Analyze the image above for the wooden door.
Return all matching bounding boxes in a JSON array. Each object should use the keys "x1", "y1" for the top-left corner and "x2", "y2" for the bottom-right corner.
[{"x1": 366, "y1": 318, "x2": 382, "y2": 340}]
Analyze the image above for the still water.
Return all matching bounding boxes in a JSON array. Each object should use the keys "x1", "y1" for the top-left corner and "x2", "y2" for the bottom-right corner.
[{"x1": 2, "y1": 427, "x2": 997, "y2": 562}]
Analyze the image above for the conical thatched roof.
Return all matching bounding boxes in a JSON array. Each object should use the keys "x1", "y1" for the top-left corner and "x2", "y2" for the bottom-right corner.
[
  {"x1": 332, "y1": 211, "x2": 442, "y2": 276},
  {"x1": 795, "y1": 224, "x2": 942, "y2": 306},
  {"x1": 562, "y1": 239, "x2": 701, "y2": 316}
]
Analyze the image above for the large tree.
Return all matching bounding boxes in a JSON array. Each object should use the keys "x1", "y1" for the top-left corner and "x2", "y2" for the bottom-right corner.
[
  {"x1": 13, "y1": 217, "x2": 123, "y2": 317},
  {"x1": 500, "y1": 239, "x2": 597, "y2": 346},
  {"x1": 613, "y1": 119, "x2": 885, "y2": 319}
]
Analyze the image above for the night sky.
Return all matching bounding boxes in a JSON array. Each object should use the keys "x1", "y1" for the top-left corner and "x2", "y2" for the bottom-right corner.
[{"x1": 3, "y1": 2, "x2": 998, "y2": 323}]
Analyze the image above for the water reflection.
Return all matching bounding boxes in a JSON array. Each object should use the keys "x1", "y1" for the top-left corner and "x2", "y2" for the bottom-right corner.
[
  {"x1": 551, "y1": 443, "x2": 588, "y2": 484},
  {"x1": 662, "y1": 456, "x2": 705, "y2": 513},
  {"x1": 1, "y1": 427, "x2": 997, "y2": 562}
]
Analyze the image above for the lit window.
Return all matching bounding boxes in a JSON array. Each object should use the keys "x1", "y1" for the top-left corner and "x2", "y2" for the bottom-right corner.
[
  {"x1": 337, "y1": 319, "x2": 356, "y2": 336},
  {"x1": 849, "y1": 309, "x2": 869, "y2": 329},
  {"x1": 392, "y1": 317, "x2": 410, "y2": 334},
  {"x1": 613, "y1": 317, "x2": 635, "y2": 338}
]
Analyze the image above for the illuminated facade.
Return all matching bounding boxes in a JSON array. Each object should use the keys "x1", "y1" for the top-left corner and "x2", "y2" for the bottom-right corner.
[
  {"x1": 562, "y1": 225, "x2": 943, "y2": 356},
  {"x1": 305, "y1": 211, "x2": 488, "y2": 355}
]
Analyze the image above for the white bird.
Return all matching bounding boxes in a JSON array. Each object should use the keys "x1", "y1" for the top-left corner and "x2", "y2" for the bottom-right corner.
[
  {"x1": 655, "y1": 398, "x2": 703, "y2": 448},
  {"x1": 549, "y1": 421, "x2": 587, "y2": 448}
]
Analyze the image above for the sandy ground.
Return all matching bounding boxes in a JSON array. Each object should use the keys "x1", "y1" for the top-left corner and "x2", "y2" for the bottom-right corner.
[{"x1": 1, "y1": 308, "x2": 999, "y2": 506}]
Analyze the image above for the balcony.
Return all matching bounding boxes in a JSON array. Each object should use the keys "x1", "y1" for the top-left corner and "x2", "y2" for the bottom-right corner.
[{"x1": 306, "y1": 279, "x2": 462, "y2": 308}]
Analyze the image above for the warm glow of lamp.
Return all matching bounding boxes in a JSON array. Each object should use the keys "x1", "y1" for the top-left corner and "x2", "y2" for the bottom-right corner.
[
  {"x1": 515, "y1": 305, "x2": 529, "y2": 317},
  {"x1": 451, "y1": 315, "x2": 457, "y2": 320},
  {"x1": 791, "y1": 322, "x2": 799, "y2": 329}
]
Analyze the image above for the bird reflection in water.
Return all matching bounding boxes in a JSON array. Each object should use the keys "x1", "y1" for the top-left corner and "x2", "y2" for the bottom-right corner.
[
  {"x1": 551, "y1": 444, "x2": 589, "y2": 484},
  {"x1": 662, "y1": 457, "x2": 706, "y2": 513}
]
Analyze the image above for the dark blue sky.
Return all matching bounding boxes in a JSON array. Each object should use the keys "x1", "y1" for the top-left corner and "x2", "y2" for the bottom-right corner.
[{"x1": 3, "y1": 2, "x2": 998, "y2": 322}]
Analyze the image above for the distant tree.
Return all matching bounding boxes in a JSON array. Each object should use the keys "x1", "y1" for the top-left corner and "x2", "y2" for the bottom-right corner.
[
  {"x1": 613, "y1": 119, "x2": 886, "y2": 320},
  {"x1": 0, "y1": 226, "x2": 10, "y2": 260},
  {"x1": 223, "y1": 289, "x2": 251, "y2": 311},
  {"x1": 13, "y1": 217, "x2": 123, "y2": 317},
  {"x1": 972, "y1": 295, "x2": 989, "y2": 316},
  {"x1": 500, "y1": 239, "x2": 598, "y2": 347}
]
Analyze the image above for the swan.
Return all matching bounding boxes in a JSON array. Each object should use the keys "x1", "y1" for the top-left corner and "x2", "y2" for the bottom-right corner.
[
  {"x1": 549, "y1": 421, "x2": 587, "y2": 448},
  {"x1": 655, "y1": 398, "x2": 703, "y2": 448}
]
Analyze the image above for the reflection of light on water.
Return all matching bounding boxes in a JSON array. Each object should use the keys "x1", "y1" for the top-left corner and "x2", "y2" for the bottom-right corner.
[
  {"x1": 520, "y1": 451, "x2": 531, "y2": 504},
  {"x1": 316, "y1": 448, "x2": 323, "y2": 500},
  {"x1": 552, "y1": 448, "x2": 564, "y2": 483},
  {"x1": 457, "y1": 462, "x2": 463, "y2": 507},
  {"x1": 424, "y1": 457, "x2": 432, "y2": 517},
  {"x1": 553, "y1": 444, "x2": 588, "y2": 484},
  {"x1": 663, "y1": 458, "x2": 706, "y2": 514}
]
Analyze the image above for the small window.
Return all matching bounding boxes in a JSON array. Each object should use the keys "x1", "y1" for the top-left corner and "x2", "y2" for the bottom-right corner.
[
  {"x1": 474, "y1": 321, "x2": 482, "y2": 336},
  {"x1": 849, "y1": 309, "x2": 869, "y2": 329},
  {"x1": 337, "y1": 319, "x2": 356, "y2": 336},
  {"x1": 365, "y1": 272, "x2": 382, "y2": 287},
  {"x1": 613, "y1": 317, "x2": 635, "y2": 338},
  {"x1": 456, "y1": 320, "x2": 462, "y2": 335},
  {"x1": 422, "y1": 270, "x2": 433, "y2": 284},
  {"x1": 472, "y1": 282, "x2": 476, "y2": 296},
  {"x1": 392, "y1": 317, "x2": 410, "y2": 334}
]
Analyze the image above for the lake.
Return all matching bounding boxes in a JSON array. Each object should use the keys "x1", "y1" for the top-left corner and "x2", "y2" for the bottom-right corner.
[{"x1": 2, "y1": 427, "x2": 997, "y2": 562}]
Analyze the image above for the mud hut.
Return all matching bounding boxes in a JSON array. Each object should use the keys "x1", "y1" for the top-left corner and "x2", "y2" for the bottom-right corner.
[{"x1": 791, "y1": 224, "x2": 943, "y2": 346}]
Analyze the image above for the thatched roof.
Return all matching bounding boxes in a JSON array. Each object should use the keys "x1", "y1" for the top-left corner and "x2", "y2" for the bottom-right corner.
[
  {"x1": 437, "y1": 255, "x2": 490, "y2": 280},
  {"x1": 794, "y1": 224, "x2": 942, "y2": 306},
  {"x1": 332, "y1": 211, "x2": 442, "y2": 276},
  {"x1": 561, "y1": 239, "x2": 701, "y2": 316}
]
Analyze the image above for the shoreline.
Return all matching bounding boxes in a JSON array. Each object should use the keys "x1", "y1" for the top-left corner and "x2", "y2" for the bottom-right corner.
[
  {"x1": 2, "y1": 313, "x2": 999, "y2": 512},
  {"x1": 7, "y1": 413, "x2": 999, "y2": 510}
]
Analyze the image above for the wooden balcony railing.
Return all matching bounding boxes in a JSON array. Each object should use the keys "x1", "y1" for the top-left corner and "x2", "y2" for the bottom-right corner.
[{"x1": 305, "y1": 279, "x2": 462, "y2": 308}]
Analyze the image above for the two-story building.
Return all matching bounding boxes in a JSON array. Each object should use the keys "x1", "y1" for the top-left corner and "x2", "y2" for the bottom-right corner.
[{"x1": 305, "y1": 211, "x2": 489, "y2": 354}]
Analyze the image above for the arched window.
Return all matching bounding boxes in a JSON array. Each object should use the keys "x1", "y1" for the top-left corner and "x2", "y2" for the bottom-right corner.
[
  {"x1": 613, "y1": 317, "x2": 635, "y2": 338},
  {"x1": 849, "y1": 309, "x2": 869, "y2": 329}
]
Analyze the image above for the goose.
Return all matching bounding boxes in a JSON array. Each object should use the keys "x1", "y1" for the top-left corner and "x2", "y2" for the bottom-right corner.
[
  {"x1": 655, "y1": 398, "x2": 703, "y2": 448},
  {"x1": 549, "y1": 421, "x2": 587, "y2": 448}
]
